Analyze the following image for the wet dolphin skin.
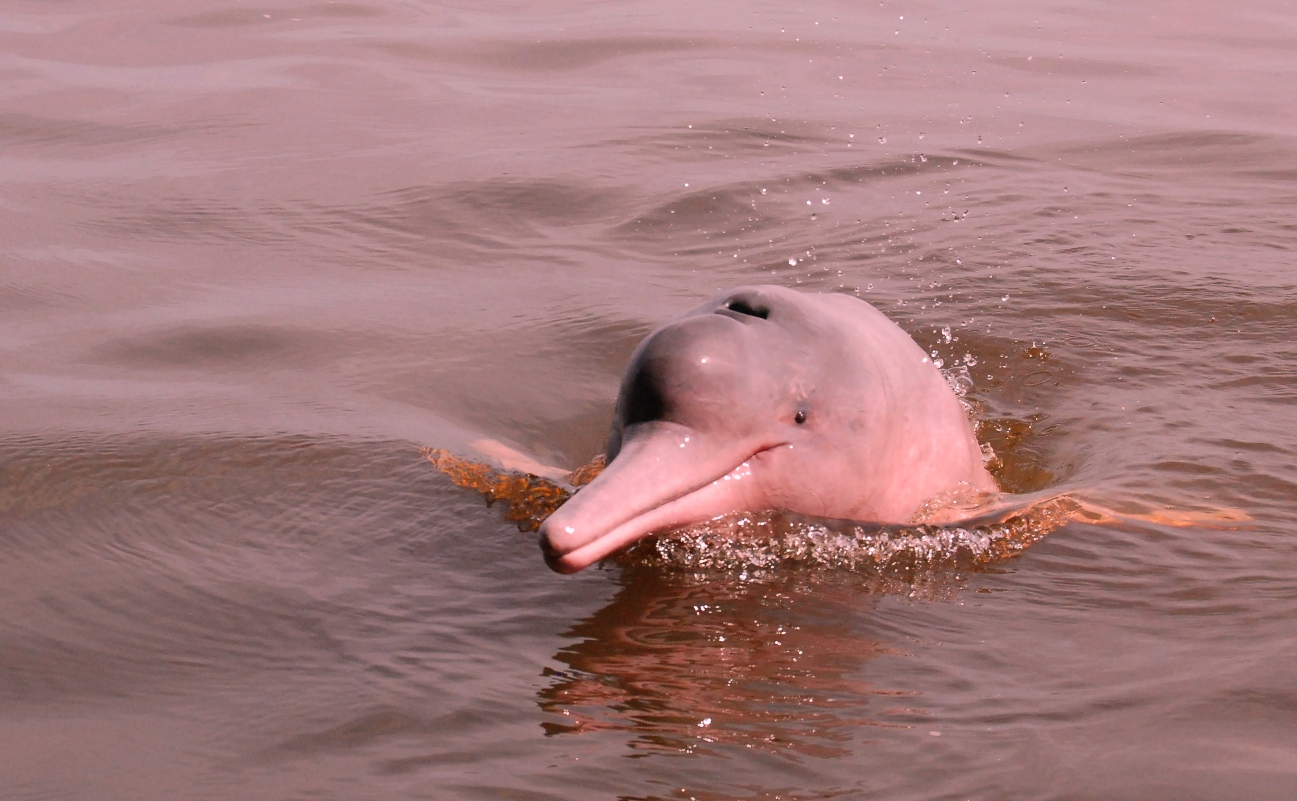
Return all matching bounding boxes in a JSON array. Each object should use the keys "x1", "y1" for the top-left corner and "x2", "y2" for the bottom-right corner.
[{"x1": 540, "y1": 285, "x2": 997, "y2": 573}]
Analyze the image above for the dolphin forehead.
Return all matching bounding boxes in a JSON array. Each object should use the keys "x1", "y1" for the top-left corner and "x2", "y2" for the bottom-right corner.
[
  {"x1": 700, "y1": 284, "x2": 928, "y2": 376},
  {"x1": 616, "y1": 313, "x2": 758, "y2": 430},
  {"x1": 620, "y1": 285, "x2": 845, "y2": 419},
  {"x1": 690, "y1": 285, "x2": 880, "y2": 389},
  {"x1": 611, "y1": 284, "x2": 905, "y2": 444},
  {"x1": 688, "y1": 286, "x2": 862, "y2": 368}
]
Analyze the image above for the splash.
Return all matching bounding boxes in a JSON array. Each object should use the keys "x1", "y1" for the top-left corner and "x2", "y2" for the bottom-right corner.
[
  {"x1": 625, "y1": 498, "x2": 1079, "y2": 581},
  {"x1": 424, "y1": 447, "x2": 1075, "y2": 576}
]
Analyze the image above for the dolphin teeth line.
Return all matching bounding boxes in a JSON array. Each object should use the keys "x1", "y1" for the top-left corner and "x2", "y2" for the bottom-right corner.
[{"x1": 557, "y1": 441, "x2": 791, "y2": 557}]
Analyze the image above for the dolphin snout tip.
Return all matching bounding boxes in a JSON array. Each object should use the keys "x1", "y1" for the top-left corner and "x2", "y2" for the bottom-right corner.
[{"x1": 538, "y1": 519, "x2": 583, "y2": 574}]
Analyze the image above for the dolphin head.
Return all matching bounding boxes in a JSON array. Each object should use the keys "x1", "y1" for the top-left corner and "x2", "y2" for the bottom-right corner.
[{"x1": 539, "y1": 285, "x2": 993, "y2": 573}]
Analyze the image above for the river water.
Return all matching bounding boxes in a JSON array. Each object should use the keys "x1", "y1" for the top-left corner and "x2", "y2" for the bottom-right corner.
[{"x1": 3, "y1": 1, "x2": 1296, "y2": 798}]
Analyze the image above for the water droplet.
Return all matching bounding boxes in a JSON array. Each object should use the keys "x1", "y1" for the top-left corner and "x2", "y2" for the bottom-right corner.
[
  {"x1": 878, "y1": 137, "x2": 887, "y2": 144},
  {"x1": 942, "y1": 326, "x2": 952, "y2": 343}
]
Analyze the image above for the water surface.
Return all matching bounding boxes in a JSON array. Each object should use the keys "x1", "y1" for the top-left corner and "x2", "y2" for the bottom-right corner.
[{"x1": 2, "y1": 1, "x2": 1296, "y2": 798}]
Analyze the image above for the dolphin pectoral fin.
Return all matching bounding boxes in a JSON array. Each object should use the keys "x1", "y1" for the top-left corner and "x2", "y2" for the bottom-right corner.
[
  {"x1": 947, "y1": 490, "x2": 1255, "y2": 531},
  {"x1": 1070, "y1": 499, "x2": 1253, "y2": 529},
  {"x1": 470, "y1": 438, "x2": 571, "y2": 483}
]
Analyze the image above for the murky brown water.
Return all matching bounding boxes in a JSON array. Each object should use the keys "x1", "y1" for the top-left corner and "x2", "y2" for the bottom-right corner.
[{"x1": 3, "y1": 1, "x2": 1297, "y2": 798}]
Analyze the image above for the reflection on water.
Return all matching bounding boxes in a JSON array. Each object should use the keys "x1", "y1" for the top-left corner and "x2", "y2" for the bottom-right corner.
[{"x1": 540, "y1": 568, "x2": 889, "y2": 759}]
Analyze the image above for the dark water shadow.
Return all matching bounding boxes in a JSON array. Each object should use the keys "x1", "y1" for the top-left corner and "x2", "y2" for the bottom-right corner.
[
  {"x1": 165, "y1": 3, "x2": 383, "y2": 29},
  {"x1": 375, "y1": 35, "x2": 711, "y2": 73}
]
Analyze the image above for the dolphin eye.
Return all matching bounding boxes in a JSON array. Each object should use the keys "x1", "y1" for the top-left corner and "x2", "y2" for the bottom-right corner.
[
  {"x1": 794, "y1": 409, "x2": 807, "y2": 425},
  {"x1": 725, "y1": 299, "x2": 769, "y2": 319}
]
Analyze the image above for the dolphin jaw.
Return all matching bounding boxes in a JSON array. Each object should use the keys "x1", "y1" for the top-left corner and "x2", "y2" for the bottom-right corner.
[{"x1": 538, "y1": 441, "x2": 788, "y2": 573}]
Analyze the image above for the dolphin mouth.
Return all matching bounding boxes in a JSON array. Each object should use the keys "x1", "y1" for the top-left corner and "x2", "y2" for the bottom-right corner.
[{"x1": 539, "y1": 434, "x2": 786, "y2": 573}]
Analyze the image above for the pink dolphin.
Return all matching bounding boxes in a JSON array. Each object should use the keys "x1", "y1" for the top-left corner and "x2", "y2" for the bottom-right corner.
[{"x1": 540, "y1": 285, "x2": 997, "y2": 573}]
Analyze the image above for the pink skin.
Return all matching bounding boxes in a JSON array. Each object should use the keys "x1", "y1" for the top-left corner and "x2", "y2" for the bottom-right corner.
[
  {"x1": 540, "y1": 285, "x2": 997, "y2": 574},
  {"x1": 541, "y1": 424, "x2": 775, "y2": 572}
]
